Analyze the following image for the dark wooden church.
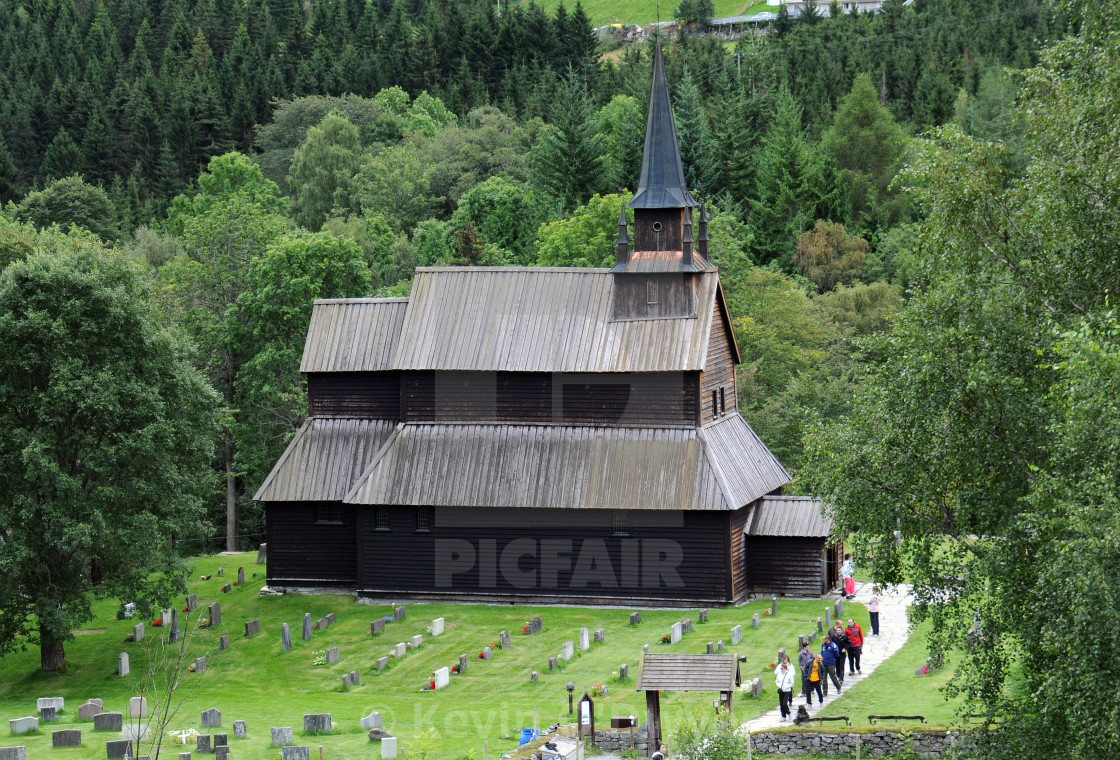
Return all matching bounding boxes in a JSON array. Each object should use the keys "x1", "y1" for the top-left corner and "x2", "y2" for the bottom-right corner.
[{"x1": 255, "y1": 44, "x2": 837, "y2": 605}]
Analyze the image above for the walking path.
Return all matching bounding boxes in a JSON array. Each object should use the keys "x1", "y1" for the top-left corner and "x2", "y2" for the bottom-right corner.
[{"x1": 742, "y1": 582, "x2": 914, "y2": 733}]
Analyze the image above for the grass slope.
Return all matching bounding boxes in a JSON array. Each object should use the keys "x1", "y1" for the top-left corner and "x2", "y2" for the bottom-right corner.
[
  {"x1": 530, "y1": 0, "x2": 772, "y2": 29},
  {"x1": 0, "y1": 553, "x2": 955, "y2": 758}
]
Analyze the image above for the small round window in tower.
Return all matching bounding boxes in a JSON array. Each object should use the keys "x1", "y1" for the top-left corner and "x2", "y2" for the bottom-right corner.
[{"x1": 652, "y1": 222, "x2": 663, "y2": 232}]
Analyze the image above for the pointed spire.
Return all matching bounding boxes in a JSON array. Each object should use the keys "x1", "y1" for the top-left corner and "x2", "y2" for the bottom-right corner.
[
  {"x1": 682, "y1": 207, "x2": 694, "y2": 257},
  {"x1": 616, "y1": 203, "x2": 629, "y2": 265},
  {"x1": 628, "y1": 40, "x2": 698, "y2": 210},
  {"x1": 697, "y1": 203, "x2": 710, "y2": 261}
]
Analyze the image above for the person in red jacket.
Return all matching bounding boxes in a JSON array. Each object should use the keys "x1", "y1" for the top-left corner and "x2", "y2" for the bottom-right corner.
[{"x1": 845, "y1": 618, "x2": 864, "y2": 675}]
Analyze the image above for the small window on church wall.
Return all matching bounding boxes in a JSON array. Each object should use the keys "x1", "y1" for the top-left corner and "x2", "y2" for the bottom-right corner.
[
  {"x1": 416, "y1": 506, "x2": 434, "y2": 532},
  {"x1": 712, "y1": 390, "x2": 718, "y2": 419},
  {"x1": 375, "y1": 506, "x2": 391, "y2": 531},
  {"x1": 315, "y1": 505, "x2": 342, "y2": 524},
  {"x1": 647, "y1": 280, "x2": 658, "y2": 305},
  {"x1": 612, "y1": 511, "x2": 630, "y2": 535}
]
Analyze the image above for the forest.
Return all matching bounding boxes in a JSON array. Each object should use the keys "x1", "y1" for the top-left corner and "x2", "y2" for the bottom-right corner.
[{"x1": 4, "y1": 0, "x2": 1119, "y2": 752}]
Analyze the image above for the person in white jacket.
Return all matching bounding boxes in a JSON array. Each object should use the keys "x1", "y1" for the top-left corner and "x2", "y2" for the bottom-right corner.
[{"x1": 775, "y1": 656, "x2": 796, "y2": 721}]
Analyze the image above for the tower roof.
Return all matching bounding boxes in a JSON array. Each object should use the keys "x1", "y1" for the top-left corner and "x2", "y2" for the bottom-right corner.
[{"x1": 628, "y1": 40, "x2": 699, "y2": 210}]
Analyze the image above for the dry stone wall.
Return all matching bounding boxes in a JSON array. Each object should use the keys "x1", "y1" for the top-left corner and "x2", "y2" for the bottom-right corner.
[{"x1": 749, "y1": 729, "x2": 974, "y2": 758}]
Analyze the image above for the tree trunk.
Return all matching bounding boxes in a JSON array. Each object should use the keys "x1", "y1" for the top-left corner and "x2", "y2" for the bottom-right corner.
[
  {"x1": 225, "y1": 433, "x2": 238, "y2": 552},
  {"x1": 40, "y1": 624, "x2": 67, "y2": 672}
]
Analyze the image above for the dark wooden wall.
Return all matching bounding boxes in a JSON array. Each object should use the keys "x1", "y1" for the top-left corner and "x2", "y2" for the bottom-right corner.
[
  {"x1": 307, "y1": 372, "x2": 401, "y2": 419},
  {"x1": 729, "y1": 504, "x2": 752, "y2": 601},
  {"x1": 744, "y1": 536, "x2": 827, "y2": 597},
  {"x1": 699, "y1": 297, "x2": 736, "y2": 422},
  {"x1": 266, "y1": 502, "x2": 358, "y2": 585},
  {"x1": 355, "y1": 507, "x2": 734, "y2": 604},
  {"x1": 612, "y1": 273, "x2": 697, "y2": 320},
  {"x1": 634, "y1": 208, "x2": 683, "y2": 251}
]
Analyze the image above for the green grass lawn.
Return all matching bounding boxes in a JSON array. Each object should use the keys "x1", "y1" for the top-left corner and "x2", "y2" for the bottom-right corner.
[
  {"x1": 531, "y1": 0, "x2": 772, "y2": 28},
  {"x1": 0, "y1": 552, "x2": 954, "y2": 758}
]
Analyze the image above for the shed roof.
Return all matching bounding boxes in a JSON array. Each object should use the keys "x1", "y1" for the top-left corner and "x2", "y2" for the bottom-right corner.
[
  {"x1": 252, "y1": 418, "x2": 398, "y2": 502},
  {"x1": 747, "y1": 495, "x2": 832, "y2": 538},
  {"x1": 636, "y1": 653, "x2": 741, "y2": 691},
  {"x1": 344, "y1": 414, "x2": 788, "y2": 511},
  {"x1": 300, "y1": 298, "x2": 408, "y2": 373},
  {"x1": 614, "y1": 249, "x2": 716, "y2": 274}
]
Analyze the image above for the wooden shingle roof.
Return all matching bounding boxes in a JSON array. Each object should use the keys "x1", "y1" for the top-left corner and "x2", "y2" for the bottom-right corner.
[
  {"x1": 636, "y1": 653, "x2": 740, "y2": 691},
  {"x1": 747, "y1": 495, "x2": 833, "y2": 538},
  {"x1": 300, "y1": 298, "x2": 408, "y2": 373}
]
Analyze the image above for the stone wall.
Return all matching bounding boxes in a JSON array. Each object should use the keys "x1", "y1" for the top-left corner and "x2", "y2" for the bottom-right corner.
[
  {"x1": 591, "y1": 723, "x2": 650, "y2": 755},
  {"x1": 750, "y1": 729, "x2": 974, "y2": 758}
]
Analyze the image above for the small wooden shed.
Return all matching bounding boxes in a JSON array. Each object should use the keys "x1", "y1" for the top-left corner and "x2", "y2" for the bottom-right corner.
[
  {"x1": 635, "y1": 652, "x2": 741, "y2": 752},
  {"x1": 745, "y1": 495, "x2": 840, "y2": 596}
]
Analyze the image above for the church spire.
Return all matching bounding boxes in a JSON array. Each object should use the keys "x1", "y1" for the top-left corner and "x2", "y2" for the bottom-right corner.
[{"x1": 628, "y1": 40, "x2": 698, "y2": 210}]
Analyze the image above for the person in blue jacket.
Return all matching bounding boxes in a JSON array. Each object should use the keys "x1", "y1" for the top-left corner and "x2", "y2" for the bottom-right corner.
[{"x1": 820, "y1": 637, "x2": 843, "y2": 696}]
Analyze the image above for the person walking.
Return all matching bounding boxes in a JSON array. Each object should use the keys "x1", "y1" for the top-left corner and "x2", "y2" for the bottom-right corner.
[
  {"x1": 798, "y1": 641, "x2": 816, "y2": 705},
  {"x1": 806, "y1": 653, "x2": 825, "y2": 706},
  {"x1": 829, "y1": 622, "x2": 849, "y2": 684},
  {"x1": 820, "y1": 637, "x2": 843, "y2": 696},
  {"x1": 868, "y1": 587, "x2": 881, "y2": 636},
  {"x1": 840, "y1": 553, "x2": 855, "y2": 599},
  {"x1": 775, "y1": 656, "x2": 796, "y2": 721},
  {"x1": 845, "y1": 618, "x2": 864, "y2": 675}
]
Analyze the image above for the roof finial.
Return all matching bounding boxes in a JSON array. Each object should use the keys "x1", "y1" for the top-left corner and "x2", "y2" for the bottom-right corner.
[
  {"x1": 682, "y1": 207, "x2": 694, "y2": 257},
  {"x1": 697, "y1": 203, "x2": 710, "y2": 261},
  {"x1": 616, "y1": 202, "x2": 629, "y2": 265}
]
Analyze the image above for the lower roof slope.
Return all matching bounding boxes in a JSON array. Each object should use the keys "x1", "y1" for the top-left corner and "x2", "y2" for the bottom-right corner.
[
  {"x1": 636, "y1": 653, "x2": 740, "y2": 691},
  {"x1": 747, "y1": 495, "x2": 832, "y2": 538}
]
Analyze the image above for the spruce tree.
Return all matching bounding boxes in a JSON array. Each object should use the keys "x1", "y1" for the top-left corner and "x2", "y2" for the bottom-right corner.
[
  {"x1": 40, "y1": 128, "x2": 83, "y2": 184},
  {"x1": 531, "y1": 67, "x2": 603, "y2": 212}
]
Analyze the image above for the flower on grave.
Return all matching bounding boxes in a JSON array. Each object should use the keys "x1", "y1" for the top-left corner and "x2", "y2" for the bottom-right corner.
[
  {"x1": 430, "y1": 680, "x2": 436, "y2": 690},
  {"x1": 763, "y1": 609, "x2": 771, "y2": 616},
  {"x1": 765, "y1": 661, "x2": 777, "y2": 670},
  {"x1": 312, "y1": 625, "x2": 319, "y2": 630},
  {"x1": 659, "y1": 635, "x2": 670, "y2": 644},
  {"x1": 478, "y1": 652, "x2": 484, "y2": 659},
  {"x1": 523, "y1": 626, "x2": 529, "y2": 634},
  {"x1": 188, "y1": 664, "x2": 196, "y2": 672},
  {"x1": 199, "y1": 619, "x2": 209, "y2": 628},
  {"x1": 182, "y1": 606, "x2": 189, "y2": 612},
  {"x1": 152, "y1": 619, "x2": 162, "y2": 627},
  {"x1": 451, "y1": 665, "x2": 459, "y2": 674},
  {"x1": 593, "y1": 684, "x2": 604, "y2": 697}
]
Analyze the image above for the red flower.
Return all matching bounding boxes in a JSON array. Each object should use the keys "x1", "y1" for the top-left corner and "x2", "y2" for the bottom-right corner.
[
  {"x1": 151, "y1": 619, "x2": 162, "y2": 627},
  {"x1": 479, "y1": 652, "x2": 484, "y2": 659},
  {"x1": 523, "y1": 626, "x2": 528, "y2": 634},
  {"x1": 430, "y1": 680, "x2": 436, "y2": 689},
  {"x1": 181, "y1": 607, "x2": 189, "y2": 612}
]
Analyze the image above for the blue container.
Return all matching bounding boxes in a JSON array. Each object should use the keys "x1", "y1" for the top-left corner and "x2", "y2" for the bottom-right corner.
[{"x1": 519, "y1": 728, "x2": 540, "y2": 746}]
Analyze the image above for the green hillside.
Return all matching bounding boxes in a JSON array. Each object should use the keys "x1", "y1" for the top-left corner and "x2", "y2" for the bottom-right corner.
[{"x1": 530, "y1": 0, "x2": 771, "y2": 28}]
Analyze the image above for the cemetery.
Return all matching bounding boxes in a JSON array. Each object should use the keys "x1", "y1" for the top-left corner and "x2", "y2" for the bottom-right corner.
[{"x1": 0, "y1": 552, "x2": 957, "y2": 759}]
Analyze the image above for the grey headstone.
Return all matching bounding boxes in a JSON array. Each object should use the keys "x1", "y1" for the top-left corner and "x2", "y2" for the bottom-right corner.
[
  {"x1": 215, "y1": 747, "x2": 230, "y2": 760},
  {"x1": 368, "y1": 728, "x2": 392, "y2": 742},
  {"x1": 179, "y1": 754, "x2": 191, "y2": 760},
  {"x1": 271, "y1": 727, "x2": 293, "y2": 747},
  {"x1": 317, "y1": 618, "x2": 328, "y2": 632},
  {"x1": 218, "y1": 567, "x2": 224, "y2": 576},
  {"x1": 303, "y1": 713, "x2": 332, "y2": 733},
  {"x1": 394, "y1": 605, "x2": 406, "y2": 621},
  {"x1": 196, "y1": 734, "x2": 210, "y2": 753},
  {"x1": 530, "y1": 671, "x2": 539, "y2": 682},
  {"x1": 682, "y1": 618, "x2": 693, "y2": 633},
  {"x1": 214, "y1": 732, "x2": 227, "y2": 747},
  {"x1": 281, "y1": 748, "x2": 310, "y2": 760},
  {"x1": 376, "y1": 656, "x2": 389, "y2": 671},
  {"x1": 706, "y1": 642, "x2": 714, "y2": 654},
  {"x1": 209, "y1": 602, "x2": 221, "y2": 626},
  {"x1": 325, "y1": 613, "x2": 337, "y2": 626},
  {"x1": 52, "y1": 729, "x2": 81, "y2": 748},
  {"x1": 560, "y1": 641, "x2": 573, "y2": 660},
  {"x1": 219, "y1": 634, "x2": 230, "y2": 651},
  {"x1": 835, "y1": 598, "x2": 844, "y2": 618},
  {"x1": 670, "y1": 623, "x2": 682, "y2": 644},
  {"x1": 38, "y1": 697, "x2": 64, "y2": 712},
  {"x1": 0, "y1": 748, "x2": 26, "y2": 760},
  {"x1": 499, "y1": 630, "x2": 510, "y2": 649},
  {"x1": 325, "y1": 646, "x2": 339, "y2": 665},
  {"x1": 186, "y1": 594, "x2": 197, "y2": 612},
  {"x1": 382, "y1": 736, "x2": 398, "y2": 758},
  {"x1": 717, "y1": 640, "x2": 724, "y2": 652},
  {"x1": 342, "y1": 673, "x2": 352, "y2": 688},
  {"x1": 161, "y1": 608, "x2": 172, "y2": 626},
  {"x1": 304, "y1": 613, "x2": 313, "y2": 640},
  {"x1": 731, "y1": 625, "x2": 742, "y2": 645},
  {"x1": 392, "y1": 642, "x2": 406, "y2": 659},
  {"x1": 751, "y1": 677, "x2": 764, "y2": 697},
  {"x1": 629, "y1": 612, "x2": 641, "y2": 625},
  {"x1": 128, "y1": 697, "x2": 147, "y2": 718},
  {"x1": 809, "y1": 631, "x2": 818, "y2": 645},
  {"x1": 528, "y1": 616, "x2": 543, "y2": 634},
  {"x1": 94, "y1": 712, "x2": 123, "y2": 731},
  {"x1": 817, "y1": 616, "x2": 824, "y2": 634},
  {"x1": 105, "y1": 740, "x2": 133, "y2": 759},
  {"x1": 281, "y1": 623, "x2": 291, "y2": 651},
  {"x1": 799, "y1": 634, "x2": 807, "y2": 648},
  {"x1": 9, "y1": 717, "x2": 37, "y2": 735},
  {"x1": 350, "y1": 669, "x2": 360, "y2": 685},
  {"x1": 620, "y1": 663, "x2": 628, "y2": 679},
  {"x1": 370, "y1": 619, "x2": 385, "y2": 636},
  {"x1": 193, "y1": 656, "x2": 207, "y2": 674},
  {"x1": 771, "y1": 597, "x2": 778, "y2": 616},
  {"x1": 600, "y1": 684, "x2": 609, "y2": 697},
  {"x1": 594, "y1": 629, "x2": 605, "y2": 644},
  {"x1": 40, "y1": 706, "x2": 57, "y2": 722},
  {"x1": 410, "y1": 634, "x2": 422, "y2": 649},
  {"x1": 642, "y1": 644, "x2": 649, "y2": 654},
  {"x1": 482, "y1": 646, "x2": 493, "y2": 660},
  {"x1": 237, "y1": 567, "x2": 245, "y2": 586},
  {"x1": 699, "y1": 609, "x2": 708, "y2": 623},
  {"x1": 201, "y1": 707, "x2": 221, "y2": 728},
  {"x1": 133, "y1": 623, "x2": 145, "y2": 642},
  {"x1": 244, "y1": 619, "x2": 260, "y2": 637},
  {"x1": 458, "y1": 654, "x2": 469, "y2": 673},
  {"x1": 548, "y1": 657, "x2": 558, "y2": 672},
  {"x1": 233, "y1": 720, "x2": 246, "y2": 739},
  {"x1": 257, "y1": 543, "x2": 268, "y2": 564},
  {"x1": 78, "y1": 700, "x2": 103, "y2": 720},
  {"x1": 752, "y1": 613, "x2": 760, "y2": 629},
  {"x1": 169, "y1": 608, "x2": 180, "y2": 643},
  {"x1": 361, "y1": 711, "x2": 382, "y2": 731},
  {"x1": 778, "y1": 647, "x2": 787, "y2": 663},
  {"x1": 825, "y1": 608, "x2": 832, "y2": 628},
  {"x1": 118, "y1": 651, "x2": 130, "y2": 676}
]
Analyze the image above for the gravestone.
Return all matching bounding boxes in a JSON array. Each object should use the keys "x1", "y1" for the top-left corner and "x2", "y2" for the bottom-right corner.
[
  {"x1": 752, "y1": 613, "x2": 760, "y2": 629},
  {"x1": 186, "y1": 594, "x2": 197, "y2": 613},
  {"x1": 731, "y1": 625, "x2": 742, "y2": 645},
  {"x1": 303, "y1": 714, "x2": 332, "y2": 733},
  {"x1": 215, "y1": 747, "x2": 230, "y2": 760},
  {"x1": 133, "y1": 623, "x2": 145, "y2": 642},
  {"x1": 835, "y1": 598, "x2": 844, "y2": 618},
  {"x1": 706, "y1": 642, "x2": 714, "y2": 655},
  {"x1": 196, "y1": 734, "x2": 210, "y2": 753},
  {"x1": 317, "y1": 618, "x2": 328, "y2": 632},
  {"x1": 38, "y1": 697, "x2": 64, "y2": 712},
  {"x1": 325, "y1": 613, "x2": 337, "y2": 626},
  {"x1": 237, "y1": 567, "x2": 245, "y2": 586},
  {"x1": 201, "y1": 707, "x2": 221, "y2": 728},
  {"x1": 629, "y1": 612, "x2": 641, "y2": 626},
  {"x1": 350, "y1": 670, "x2": 360, "y2": 686},
  {"x1": 214, "y1": 732, "x2": 228, "y2": 747},
  {"x1": 271, "y1": 727, "x2": 293, "y2": 747},
  {"x1": 717, "y1": 640, "x2": 724, "y2": 652},
  {"x1": 642, "y1": 644, "x2": 649, "y2": 654},
  {"x1": 245, "y1": 619, "x2": 260, "y2": 637},
  {"x1": 368, "y1": 728, "x2": 392, "y2": 742},
  {"x1": 699, "y1": 609, "x2": 708, "y2": 623},
  {"x1": 281, "y1": 623, "x2": 291, "y2": 651},
  {"x1": 122, "y1": 724, "x2": 149, "y2": 741},
  {"x1": 393, "y1": 605, "x2": 406, "y2": 621},
  {"x1": 39, "y1": 706, "x2": 56, "y2": 723},
  {"x1": 799, "y1": 634, "x2": 807, "y2": 648},
  {"x1": 179, "y1": 754, "x2": 191, "y2": 760},
  {"x1": 78, "y1": 700, "x2": 103, "y2": 720},
  {"x1": 499, "y1": 630, "x2": 510, "y2": 649},
  {"x1": 530, "y1": 671, "x2": 539, "y2": 682},
  {"x1": 481, "y1": 646, "x2": 493, "y2": 660},
  {"x1": 683, "y1": 618, "x2": 693, "y2": 633},
  {"x1": 370, "y1": 619, "x2": 385, "y2": 636},
  {"x1": 382, "y1": 736, "x2": 398, "y2": 759},
  {"x1": 105, "y1": 740, "x2": 133, "y2": 759},
  {"x1": 161, "y1": 609, "x2": 172, "y2": 626},
  {"x1": 209, "y1": 602, "x2": 221, "y2": 626},
  {"x1": 118, "y1": 652, "x2": 130, "y2": 676},
  {"x1": 304, "y1": 614, "x2": 314, "y2": 640},
  {"x1": 594, "y1": 629, "x2": 605, "y2": 644},
  {"x1": 619, "y1": 663, "x2": 628, "y2": 679},
  {"x1": 217, "y1": 567, "x2": 224, "y2": 576},
  {"x1": 0, "y1": 748, "x2": 26, "y2": 760},
  {"x1": 281, "y1": 748, "x2": 310, "y2": 760},
  {"x1": 600, "y1": 685, "x2": 609, "y2": 697},
  {"x1": 193, "y1": 656, "x2": 206, "y2": 674},
  {"x1": 771, "y1": 597, "x2": 778, "y2": 616},
  {"x1": 410, "y1": 634, "x2": 422, "y2": 649},
  {"x1": 751, "y1": 678, "x2": 764, "y2": 697},
  {"x1": 94, "y1": 712, "x2": 122, "y2": 731},
  {"x1": 561, "y1": 641, "x2": 574, "y2": 660},
  {"x1": 9, "y1": 717, "x2": 37, "y2": 735},
  {"x1": 434, "y1": 666, "x2": 450, "y2": 689},
  {"x1": 392, "y1": 643, "x2": 406, "y2": 658},
  {"x1": 528, "y1": 616, "x2": 543, "y2": 634},
  {"x1": 129, "y1": 696, "x2": 147, "y2": 718},
  {"x1": 342, "y1": 674, "x2": 353, "y2": 688},
  {"x1": 361, "y1": 711, "x2": 382, "y2": 731},
  {"x1": 824, "y1": 608, "x2": 831, "y2": 628},
  {"x1": 458, "y1": 654, "x2": 469, "y2": 673},
  {"x1": 219, "y1": 635, "x2": 230, "y2": 652},
  {"x1": 670, "y1": 622, "x2": 682, "y2": 644},
  {"x1": 809, "y1": 631, "x2": 817, "y2": 645},
  {"x1": 817, "y1": 617, "x2": 824, "y2": 634},
  {"x1": 778, "y1": 647, "x2": 787, "y2": 663},
  {"x1": 376, "y1": 656, "x2": 389, "y2": 671},
  {"x1": 325, "y1": 646, "x2": 339, "y2": 665},
  {"x1": 548, "y1": 657, "x2": 558, "y2": 672},
  {"x1": 257, "y1": 543, "x2": 267, "y2": 564},
  {"x1": 169, "y1": 608, "x2": 180, "y2": 643}
]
